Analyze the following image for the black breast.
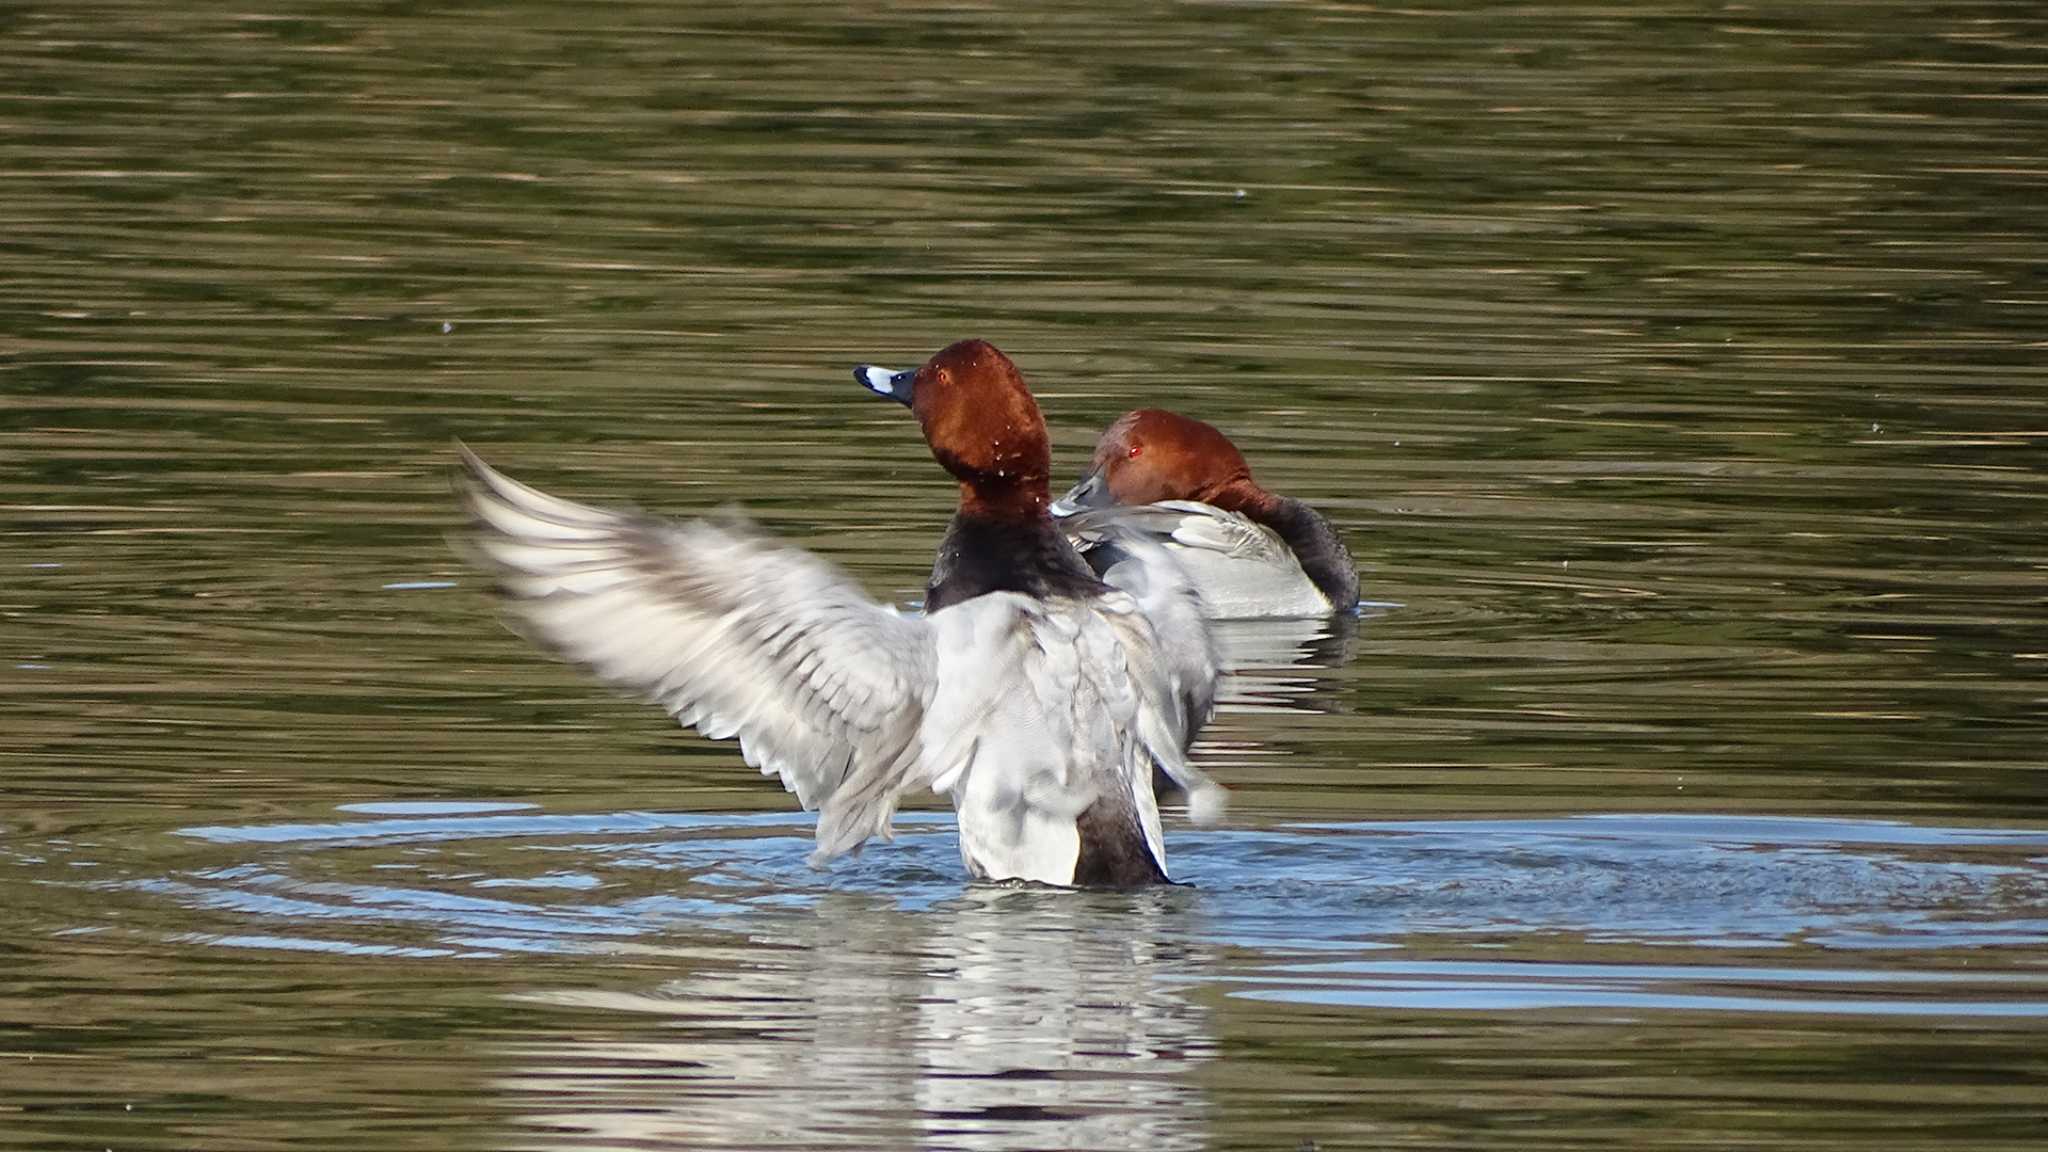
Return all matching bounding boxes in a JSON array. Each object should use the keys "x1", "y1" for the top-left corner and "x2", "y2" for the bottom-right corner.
[{"x1": 926, "y1": 513, "x2": 1111, "y2": 613}]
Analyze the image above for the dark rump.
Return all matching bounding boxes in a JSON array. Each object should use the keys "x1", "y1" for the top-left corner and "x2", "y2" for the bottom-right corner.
[{"x1": 1071, "y1": 794, "x2": 1170, "y2": 887}]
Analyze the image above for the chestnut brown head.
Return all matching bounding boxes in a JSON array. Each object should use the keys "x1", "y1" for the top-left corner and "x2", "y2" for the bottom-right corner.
[
  {"x1": 1053, "y1": 408, "x2": 1256, "y2": 513},
  {"x1": 854, "y1": 339, "x2": 1051, "y2": 517}
]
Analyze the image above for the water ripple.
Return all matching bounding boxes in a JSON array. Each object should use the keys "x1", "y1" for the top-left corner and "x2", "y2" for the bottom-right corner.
[{"x1": 77, "y1": 808, "x2": 2042, "y2": 1018}]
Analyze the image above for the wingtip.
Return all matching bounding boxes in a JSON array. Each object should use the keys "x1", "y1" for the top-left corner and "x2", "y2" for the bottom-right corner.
[
  {"x1": 448, "y1": 440, "x2": 488, "y2": 524},
  {"x1": 1186, "y1": 782, "x2": 1228, "y2": 826},
  {"x1": 449, "y1": 438, "x2": 489, "y2": 501},
  {"x1": 450, "y1": 438, "x2": 499, "y2": 489},
  {"x1": 448, "y1": 442, "x2": 556, "y2": 518}
]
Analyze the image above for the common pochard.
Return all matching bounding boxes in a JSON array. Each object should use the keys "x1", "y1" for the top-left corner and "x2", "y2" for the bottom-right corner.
[
  {"x1": 458, "y1": 339, "x2": 1224, "y2": 888},
  {"x1": 1051, "y1": 408, "x2": 1360, "y2": 618}
]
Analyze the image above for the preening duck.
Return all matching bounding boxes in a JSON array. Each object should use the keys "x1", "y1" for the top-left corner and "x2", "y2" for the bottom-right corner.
[
  {"x1": 1052, "y1": 408, "x2": 1361, "y2": 618},
  {"x1": 458, "y1": 340, "x2": 1223, "y2": 887}
]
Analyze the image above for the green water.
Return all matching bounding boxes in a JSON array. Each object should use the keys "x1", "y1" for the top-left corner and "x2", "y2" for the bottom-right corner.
[{"x1": 4, "y1": 3, "x2": 2047, "y2": 1149}]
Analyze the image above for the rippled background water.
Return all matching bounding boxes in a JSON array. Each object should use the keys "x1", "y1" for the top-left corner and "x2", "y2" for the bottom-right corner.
[{"x1": 4, "y1": 2, "x2": 2047, "y2": 1149}]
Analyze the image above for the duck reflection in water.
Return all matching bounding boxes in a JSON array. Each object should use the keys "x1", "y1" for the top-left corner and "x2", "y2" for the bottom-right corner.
[{"x1": 496, "y1": 887, "x2": 1213, "y2": 1151}]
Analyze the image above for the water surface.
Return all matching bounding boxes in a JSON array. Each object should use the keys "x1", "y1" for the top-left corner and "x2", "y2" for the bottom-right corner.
[{"x1": 4, "y1": 2, "x2": 2047, "y2": 1149}]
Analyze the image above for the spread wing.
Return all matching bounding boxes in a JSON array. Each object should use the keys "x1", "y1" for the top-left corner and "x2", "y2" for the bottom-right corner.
[
  {"x1": 1046, "y1": 517, "x2": 1219, "y2": 742},
  {"x1": 1086, "y1": 550, "x2": 1224, "y2": 821},
  {"x1": 454, "y1": 445, "x2": 937, "y2": 862}
]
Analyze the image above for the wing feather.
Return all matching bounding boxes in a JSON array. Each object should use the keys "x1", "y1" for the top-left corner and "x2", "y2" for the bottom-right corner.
[
  {"x1": 1061, "y1": 501, "x2": 1327, "y2": 620},
  {"x1": 1086, "y1": 540, "x2": 1226, "y2": 823},
  {"x1": 1063, "y1": 501, "x2": 1290, "y2": 565},
  {"x1": 454, "y1": 445, "x2": 936, "y2": 861}
]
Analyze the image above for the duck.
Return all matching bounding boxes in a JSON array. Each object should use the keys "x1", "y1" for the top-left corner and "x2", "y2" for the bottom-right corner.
[
  {"x1": 457, "y1": 339, "x2": 1224, "y2": 888},
  {"x1": 1050, "y1": 408, "x2": 1361, "y2": 618}
]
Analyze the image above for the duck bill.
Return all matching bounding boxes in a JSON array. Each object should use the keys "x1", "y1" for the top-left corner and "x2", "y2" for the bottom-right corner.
[
  {"x1": 853, "y1": 365, "x2": 917, "y2": 407},
  {"x1": 1049, "y1": 469, "x2": 1110, "y2": 517}
]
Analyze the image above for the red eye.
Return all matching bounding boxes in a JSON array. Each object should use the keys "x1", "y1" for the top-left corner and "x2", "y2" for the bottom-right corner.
[{"x1": 1127, "y1": 445, "x2": 1142, "y2": 459}]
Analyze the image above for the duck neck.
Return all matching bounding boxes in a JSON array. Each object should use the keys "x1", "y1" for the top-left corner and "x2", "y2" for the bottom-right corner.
[
  {"x1": 1202, "y1": 476, "x2": 1276, "y2": 519},
  {"x1": 926, "y1": 500, "x2": 1108, "y2": 613},
  {"x1": 956, "y1": 478, "x2": 1048, "y2": 522}
]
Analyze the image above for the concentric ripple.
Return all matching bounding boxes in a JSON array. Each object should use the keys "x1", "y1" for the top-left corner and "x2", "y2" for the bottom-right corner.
[{"x1": 87, "y1": 807, "x2": 2048, "y2": 1017}]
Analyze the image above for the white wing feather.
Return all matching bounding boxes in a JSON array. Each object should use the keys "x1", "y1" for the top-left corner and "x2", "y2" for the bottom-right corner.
[
  {"x1": 1065, "y1": 500, "x2": 1288, "y2": 564},
  {"x1": 1061, "y1": 501, "x2": 1328, "y2": 619},
  {"x1": 456, "y1": 446, "x2": 936, "y2": 862},
  {"x1": 1086, "y1": 543, "x2": 1226, "y2": 826}
]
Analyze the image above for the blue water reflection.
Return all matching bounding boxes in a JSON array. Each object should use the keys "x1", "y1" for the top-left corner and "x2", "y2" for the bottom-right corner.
[{"x1": 147, "y1": 807, "x2": 2048, "y2": 1018}]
